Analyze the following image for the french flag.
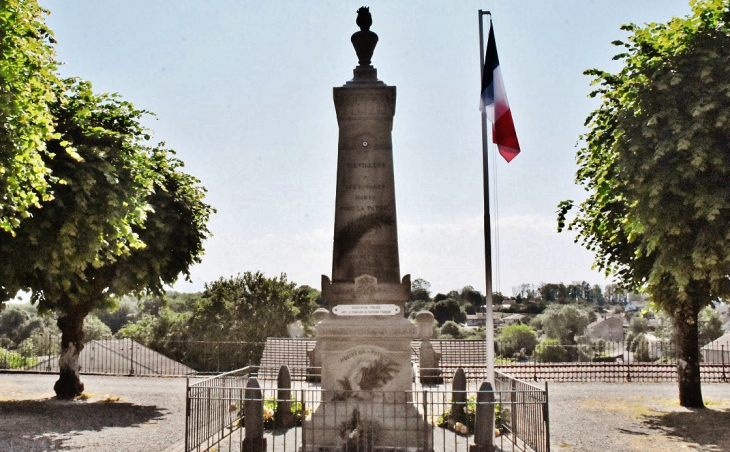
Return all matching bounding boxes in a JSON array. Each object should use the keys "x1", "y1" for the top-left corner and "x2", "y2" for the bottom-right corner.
[{"x1": 480, "y1": 20, "x2": 520, "y2": 163}]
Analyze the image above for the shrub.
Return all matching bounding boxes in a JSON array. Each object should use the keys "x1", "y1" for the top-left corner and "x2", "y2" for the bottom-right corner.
[
  {"x1": 0, "y1": 347, "x2": 37, "y2": 369},
  {"x1": 534, "y1": 339, "x2": 568, "y2": 363},
  {"x1": 497, "y1": 324, "x2": 538, "y2": 358}
]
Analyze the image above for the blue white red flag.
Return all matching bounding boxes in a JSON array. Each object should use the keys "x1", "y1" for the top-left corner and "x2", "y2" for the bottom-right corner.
[{"x1": 480, "y1": 20, "x2": 520, "y2": 162}]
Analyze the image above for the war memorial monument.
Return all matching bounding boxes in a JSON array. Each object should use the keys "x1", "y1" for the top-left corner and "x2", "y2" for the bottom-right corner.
[{"x1": 302, "y1": 7, "x2": 433, "y2": 452}]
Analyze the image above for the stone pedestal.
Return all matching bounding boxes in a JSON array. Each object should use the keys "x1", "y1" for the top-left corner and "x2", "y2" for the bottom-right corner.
[{"x1": 302, "y1": 314, "x2": 432, "y2": 451}]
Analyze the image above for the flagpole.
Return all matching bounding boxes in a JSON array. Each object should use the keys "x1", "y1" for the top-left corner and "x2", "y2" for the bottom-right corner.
[{"x1": 478, "y1": 9, "x2": 495, "y2": 386}]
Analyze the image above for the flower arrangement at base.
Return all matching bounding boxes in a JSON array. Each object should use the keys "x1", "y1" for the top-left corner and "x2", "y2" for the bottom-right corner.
[
  {"x1": 338, "y1": 408, "x2": 381, "y2": 452},
  {"x1": 435, "y1": 395, "x2": 476, "y2": 435}
]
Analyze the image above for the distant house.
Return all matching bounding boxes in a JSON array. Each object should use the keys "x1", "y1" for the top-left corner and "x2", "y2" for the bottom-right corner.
[
  {"x1": 465, "y1": 312, "x2": 486, "y2": 327},
  {"x1": 702, "y1": 333, "x2": 730, "y2": 364},
  {"x1": 643, "y1": 333, "x2": 669, "y2": 360},
  {"x1": 502, "y1": 314, "x2": 525, "y2": 325},
  {"x1": 586, "y1": 315, "x2": 624, "y2": 343}
]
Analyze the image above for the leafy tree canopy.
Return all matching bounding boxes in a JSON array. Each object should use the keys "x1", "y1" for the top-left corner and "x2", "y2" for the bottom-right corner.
[
  {"x1": 559, "y1": 0, "x2": 730, "y2": 304},
  {"x1": 497, "y1": 324, "x2": 538, "y2": 357},
  {"x1": 0, "y1": 78, "x2": 213, "y2": 398},
  {"x1": 558, "y1": 0, "x2": 730, "y2": 407},
  {"x1": 0, "y1": 0, "x2": 60, "y2": 233},
  {"x1": 541, "y1": 304, "x2": 594, "y2": 345},
  {"x1": 188, "y1": 272, "x2": 318, "y2": 343}
]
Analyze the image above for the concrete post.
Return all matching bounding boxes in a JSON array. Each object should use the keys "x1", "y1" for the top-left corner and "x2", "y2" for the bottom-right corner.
[
  {"x1": 450, "y1": 368, "x2": 467, "y2": 427},
  {"x1": 275, "y1": 365, "x2": 296, "y2": 428},
  {"x1": 471, "y1": 381, "x2": 495, "y2": 452},
  {"x1": 242, "y1": 377, "x2": 266, "y2": 452}
]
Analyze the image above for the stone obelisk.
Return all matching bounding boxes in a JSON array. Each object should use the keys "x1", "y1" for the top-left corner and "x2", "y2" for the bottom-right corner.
[{"x1": 303, "y1": 8, "x2": 431, "y2": 452}]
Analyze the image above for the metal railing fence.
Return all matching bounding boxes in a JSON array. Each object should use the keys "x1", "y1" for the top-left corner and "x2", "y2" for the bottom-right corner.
[
  {"x1": 185, "y1": 366, "x2": 253, "y2": 451},
  {"x1": 184, "y1": 366, "x2": 550, "y2": 452},
  {"x1": 3, "y1": 337, "x2": 728, "y2": 383}
]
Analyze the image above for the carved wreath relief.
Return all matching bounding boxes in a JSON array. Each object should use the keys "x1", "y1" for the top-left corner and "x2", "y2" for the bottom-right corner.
[{"x1": 333, "y1": 346, "x2": 400, "y2": 401}]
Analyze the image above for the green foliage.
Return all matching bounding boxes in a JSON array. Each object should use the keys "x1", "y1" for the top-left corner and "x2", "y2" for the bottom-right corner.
[
  {"x1": 82, "y1": 315, "x2": 112, "y2": 340},
  {"x1": 0, "y1": 347, "x2": 37, "y2": 369},
  {"x1": 541, "y1": 304, "x2": 593, "y2": 345},
  {"x1": 116, "y1": 309, "x2": 190, "y2": 344},
  {"x1": 0, "y1": 0, "x2": 60, "y2": 233},
  {"x1": 93, "y1": 297, "x2": 141, "y2": 334},
  {"x1": 435, "y1": 395, "x2": 476, "y2": 435},
  {"x1": 430, "y1": 298, "x2": 466, "y2": 326},
  {"x1": 629, "y1": 316, "x2": 650, "y2": 335},
  {"x1": 258, "y1": 397, "x2": 309, "y2": 429},
  {"x1": 190, "y1": 272, "x2": 317, "y2": 343},
  {"x1": 439, "y1": 320, "x2": 464, "y2": 339},
  {"x1": 410, "y1": 278, "x2": 431, "y2": 302},
  {"x1": 497, "y1": 324, "x2": 538, "y2": 358},
  {"x1": 633, "y1": 334, "x2": 652, "y2": 362},
  {"x1": 1, "y1": 75, "x2": 213, "y2": 311},
  {"x1": 558, "y1": 0, "x2": 730, "y2": 318},
  {"x1": 534, "y1": 338, "x2": 569, "y2": 363},
  {"x1": 699, "y1": 308, "x2": 724, "y2": 345},
  {"x1": 558, "y1": 1, "x2": 730, "y2": 406}
]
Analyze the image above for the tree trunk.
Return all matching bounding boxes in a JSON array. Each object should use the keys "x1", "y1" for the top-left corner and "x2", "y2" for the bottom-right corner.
[
  {"x1": 675, "y1": 306, "x2": 704, "y2": 408},
  {"x1": 54, "y1": 311, "x2": 86, "y2": 399}
]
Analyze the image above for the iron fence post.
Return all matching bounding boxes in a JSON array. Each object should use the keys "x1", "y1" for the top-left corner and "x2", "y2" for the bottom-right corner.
[
  {"x1": 46, "y1": 333, "x2": 52, "y2": 372},
  {"x1": 544, "y1": 381, "x2": 550, "y2": 452},
  {"x1": 185, "y1": 377, "x2": 190, "y2": 452},
  {"x1": 129, "y1": 339, "x2": 135, "y2": 376}
]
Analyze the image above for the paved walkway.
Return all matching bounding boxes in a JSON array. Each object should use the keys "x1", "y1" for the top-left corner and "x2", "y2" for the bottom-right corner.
[
  {"x1": 548, "y1": 382, "x2": 730, "y2": 451},
  {"x1": 1, "y1": 374, "x2": 728, "y2": 451},
  {"x1": 0, "y1": 373, "x2": 187, "y2": 451}
]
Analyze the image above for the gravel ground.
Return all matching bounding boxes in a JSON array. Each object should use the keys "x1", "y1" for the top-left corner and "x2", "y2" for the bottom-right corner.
[
  {"x1": 548, "y1": 382, "x2": 730, "y2": 452},
  {"x1": 0, "y1": 373, "x2": 187, "y2": 452},
  {"x1": 0, "y1": 374, "x2": 728, "y2": 452}
]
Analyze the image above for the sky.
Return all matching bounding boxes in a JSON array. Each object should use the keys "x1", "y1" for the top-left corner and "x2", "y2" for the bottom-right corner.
[{"x1": 41, "y1": 0, "x2": 694, "y2": 297}]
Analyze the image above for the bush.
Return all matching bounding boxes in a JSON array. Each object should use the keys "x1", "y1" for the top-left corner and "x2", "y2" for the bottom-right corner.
[
  {"x1": 633, "y1": 335, "x2": 652, "y2": 362},
  {"x1": 439, "y1": 321, "x2": 464, "y2": 339},
  {"x1": 534, "y1": 339, "x2": 568, "y2": 363},
  {"x1": 497, "y1": 324, "x2": 538, "y2": 358},
  {"x1": 436, "y1": 395, "x2": 476, "y2": 435},
  {"x1": 0, "y1": 347, "x2": 37, "y2": 369}
]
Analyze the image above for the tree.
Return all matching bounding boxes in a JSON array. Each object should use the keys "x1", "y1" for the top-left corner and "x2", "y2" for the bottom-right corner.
[
  {"x1": 534, "y1": 338, "x2": 568, "y2": 363},
  {"x1": 82, "y1": 315, "x2": 112, "y2": 341},
  {"x1": 0, "y1": 0, "x2": 60, "y2": 233},
  {"x1": 539, "y1": 283, "x2": 567, "y2": 303},
  {"x1": 541, "y1": 304, "x2": 593, "y2": 346},
  {"x1": 0, "y1": 79, "x2": 212, "y2": 398},
  {"x1": 699, "y1": 308, "x2": 724, "y2": 345},
  {"x1": 497, "y1": 324, "x2": 538, "y2": 358},
  {"x1": 406, "y1": 278, "x2": 432, "y2": 317},
  {"x1": 558, "y1": 1, "x2": 730, "y2": 407},
  {"x1": 430, "y1": 298, "x2": 466, "y2": 326},
  {"x1": 93, "y1": 298, "x2": 141, "y2": 334},
  {"x1": 189, "y1": 272, "x2": 317, "y2": 344},
  {"x1": 439, "y1": 320, "x2": 463, "y2": 339}
]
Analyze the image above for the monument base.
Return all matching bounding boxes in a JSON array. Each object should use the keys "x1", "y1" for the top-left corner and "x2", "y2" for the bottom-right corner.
[
  {"x1": 301, "y1": 397, "x2": 432, "y2": 452},
  {"x1": 303, "y1": 315, "x2": 432, "y2": 451}
]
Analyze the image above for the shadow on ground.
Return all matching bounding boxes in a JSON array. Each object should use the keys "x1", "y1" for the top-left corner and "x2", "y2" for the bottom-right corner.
[
  {"x1": 0, "y1": 398, "x2": 167, "y2": 450},
  {"x1": 642, "y1": 408, "x2": 730, "y2": 451}
]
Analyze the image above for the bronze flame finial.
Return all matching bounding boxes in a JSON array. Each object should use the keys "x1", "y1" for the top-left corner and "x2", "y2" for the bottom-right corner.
[{"x1": 351, "y1": 6, "x2": 378, "y2": 66}]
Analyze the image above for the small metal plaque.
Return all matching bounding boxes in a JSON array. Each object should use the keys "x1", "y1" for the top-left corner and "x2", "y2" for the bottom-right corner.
[{"x1": 332, "y1": 304, "x2": 400, "y2": 316}]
